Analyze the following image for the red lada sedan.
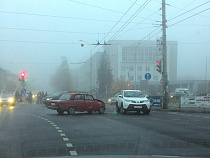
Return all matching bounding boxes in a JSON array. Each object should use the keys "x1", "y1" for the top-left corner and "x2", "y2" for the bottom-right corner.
[{"x1": 47, "y1": 92, "x2": 105, "y2": 115}]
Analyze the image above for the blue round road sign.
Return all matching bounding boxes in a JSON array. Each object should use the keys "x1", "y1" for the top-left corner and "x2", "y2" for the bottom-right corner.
[{"x1": 145, "y1": 73, "x2": 151, "y2": 80}]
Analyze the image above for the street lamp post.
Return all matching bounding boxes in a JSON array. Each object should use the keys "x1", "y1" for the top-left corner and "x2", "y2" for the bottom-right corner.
[{"x1": 79, "y1": 40, "x2": 92, "y2": 93}]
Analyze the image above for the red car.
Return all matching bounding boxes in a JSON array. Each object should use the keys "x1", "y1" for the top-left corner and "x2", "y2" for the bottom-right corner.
[{"x1": 47, "y1": 93, "x2": 105, "y2": 115}]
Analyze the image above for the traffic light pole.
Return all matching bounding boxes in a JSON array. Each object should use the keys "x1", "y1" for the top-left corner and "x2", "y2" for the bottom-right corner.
[{"x1": 162, "y1": 0, "x2": 168, "y2": 109}]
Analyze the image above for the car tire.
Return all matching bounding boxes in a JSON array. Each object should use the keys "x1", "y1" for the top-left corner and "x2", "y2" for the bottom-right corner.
[
  {"x1": 116, "y1": 106, "x2": 120, "y2": 113},
  {"x1": 57, "y1": 109, "x2": 64, "y2": 115},
  {"x1": 143, "y1": 109, "x2": 150, "y2": 115},
  {"x1": 68, "y1": 107, "x2": 75, "y2": 115},
  {"x1": 120, "y1": 104, "x2": 127, "y2": 114},
  {"x1": 98, "y1": 107, "x2": 105, "y2": 114}
]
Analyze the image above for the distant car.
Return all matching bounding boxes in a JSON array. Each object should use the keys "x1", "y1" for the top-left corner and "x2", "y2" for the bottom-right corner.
[
  {"x1": 47, "y1": 92, "x2": 105, "y2": 115},
  {"x1": 109, "y1": 93, "x2": 120, "y2": 105},
  {"x1": 42, "y1": 91, "x2": 68, "y2": 106},
  {"x1": 0, "y1": 93, "x2": 16, "y2": 106}
]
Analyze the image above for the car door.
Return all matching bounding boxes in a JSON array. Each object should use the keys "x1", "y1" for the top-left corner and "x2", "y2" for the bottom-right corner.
[
  {"x1": 85, "y1": 94, "x2": 97, "y2": 111},
  {"x1": 58, "y1": 93, "x2": 72, "y2": 110},
  {"x1": 73, "y1": 94, "x2": 86, "y2": 111}
]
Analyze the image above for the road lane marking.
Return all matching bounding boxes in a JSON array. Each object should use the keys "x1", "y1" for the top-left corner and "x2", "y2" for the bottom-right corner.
[
  {"x1": 66, "y1": 143, "x2": 73, "y2": 147},
  {"x1": 63, "y1": 138, "x2": 69, "y2": 141},
  {"x1": 70, "y1": 151, "x2": 78, "y2": 156},
  {"x1": 34, "y1": 115, "x2": 78, "y2": 156}
]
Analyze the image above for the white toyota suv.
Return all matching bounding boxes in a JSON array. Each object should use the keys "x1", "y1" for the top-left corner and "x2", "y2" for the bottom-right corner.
[{"x1": 116, "y1": 90, "x2": 151, "y2": 115}]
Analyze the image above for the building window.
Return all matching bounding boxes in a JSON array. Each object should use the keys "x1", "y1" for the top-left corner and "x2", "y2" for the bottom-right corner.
[
  {"x1": 129, "y1": 76, "x2": 134, "y2": 81},
  {"x1": 146, "y1": 66, "x2": 150, "y2": 71},
  {"x1": 137, "y1": 66, "x2": 142, "y2": 71},
  {"x1": 129, "y1": 66, "x2": 134, "y2": 71}
]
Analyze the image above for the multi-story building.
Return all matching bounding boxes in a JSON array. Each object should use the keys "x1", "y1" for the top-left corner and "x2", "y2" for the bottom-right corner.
[
  {"x1": 76, "y1": 40, "x2": 178, "y2": 94},
  {"x1": 103, "y1": 40, "x2": 178, "y2": 90}
]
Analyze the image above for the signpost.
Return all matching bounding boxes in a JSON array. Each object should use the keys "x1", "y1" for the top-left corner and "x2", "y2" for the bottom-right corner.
[{"x1": 145, "y1": 73, "x2": 151, "y2": 94}]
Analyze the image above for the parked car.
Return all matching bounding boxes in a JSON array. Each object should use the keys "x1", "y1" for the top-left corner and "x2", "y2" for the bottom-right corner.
[
  {"x1": 0, "y1": 93, "x2": 16, "y2": 106},
  {"x1": 42, "y1": 91, "x2": 68, "y2": 106},
  {"x1": 47, "y1": 92, "x2": 106, "y2": 115},
  {"x1": 116, "y1": 90, "x2": 151, "y2": 115},
  {"x1": 109, "y1": 93, "x2": 120, "y2": 105}
]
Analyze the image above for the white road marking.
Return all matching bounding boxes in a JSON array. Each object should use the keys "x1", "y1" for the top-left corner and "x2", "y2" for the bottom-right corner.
[
  {"x1": 48, "y1": 121, "x2": 51, "y2": 123},
  {"x1": 70, "y1": 151, "x2": 78, "y2": 156},
  {"x1": 58, "y1": 130, "x2": 63, "y2": 133},
  {"x1": 50, "y1": 122, "x2": 54, "y2": 124},
  {"x1": 53, "y1": 125, "x2": 57, "y2": 126},
  {"x1": 60, "y1": 133, "x2": 66, "y2": 136},
  {"x1": 63, "y1": 138, "x2": 69, "y2": 141},
  {"x1": 66, "y1": 143, "x2": 73, "y2": 147},
  {"x1": 55, "y1": 127, "x2": 60, "y2": 129}
]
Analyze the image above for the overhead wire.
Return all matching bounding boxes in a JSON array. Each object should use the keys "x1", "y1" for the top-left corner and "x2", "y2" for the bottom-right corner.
[
  {"x1": 108, "y1": 0, "x2": 152, "y2": 41},
  {"x1": 168, "y1": 1, "x2": 210, "y2": 22},
  {"x1": 168, "y1": 8, "x2": 210, "y2": 28},
  {"x1": 101, "y1": 0, "x2": 138, "y2": 43}
]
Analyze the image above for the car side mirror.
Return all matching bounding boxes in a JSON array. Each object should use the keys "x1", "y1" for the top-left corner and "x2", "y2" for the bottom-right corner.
[{"x1": 118, "y1": 95, "x2": 122, "y2": 98}]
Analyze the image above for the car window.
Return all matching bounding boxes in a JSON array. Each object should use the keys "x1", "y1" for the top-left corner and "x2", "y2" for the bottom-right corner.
[
  {"x1": 74, "y1": 94, "x2": 84, "y2": 100},
  {"x1": 85, "y1": 95, "x2": 94, "y2": 101},
  {"x1": 124, "y1": 91, "x2": 145, "y2": 98},
  {"x1": 59, "y1": 93, "x2": 71, "y2": 100}
]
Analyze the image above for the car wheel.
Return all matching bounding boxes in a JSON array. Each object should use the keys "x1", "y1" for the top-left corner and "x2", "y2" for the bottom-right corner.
[
  {"x1": 143, "y1": 109, "x2": 150, "y2": 115},
  {"x1": 57, "y1": 109, "x2": 64, "y2": 115},
  {"x1": 68, "y1": 107, "x2": 75, "y2": 115},
  {"x1": 98, "y1": 107, "x2": 105, "y2": 114},
  {"x1": 120, "y1": 104, "x2": 127, "y2": 114},
  {"x1": 116, "y1": 106, "x2": 120, "y2": 113}
]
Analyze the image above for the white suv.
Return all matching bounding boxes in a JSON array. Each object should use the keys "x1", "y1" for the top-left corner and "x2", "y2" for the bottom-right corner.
[{"x1": 116, "y1": 90, "x2": 151, "y2": 115}]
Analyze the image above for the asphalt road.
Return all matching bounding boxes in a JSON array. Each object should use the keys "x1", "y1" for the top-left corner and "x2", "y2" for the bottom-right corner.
[{"x1": 0, "y1": 103, "x2": 210, "y2": 158}]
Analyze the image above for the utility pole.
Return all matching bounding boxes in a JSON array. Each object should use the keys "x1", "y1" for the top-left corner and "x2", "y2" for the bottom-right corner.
[{"x1": 162, "y1": 0, "x2": 168, "y2": 109}]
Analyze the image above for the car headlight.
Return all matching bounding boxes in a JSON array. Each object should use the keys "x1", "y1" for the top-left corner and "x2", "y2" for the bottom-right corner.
[
  {"x1": 0, "y1": 98, "x2": 2, "y2": 102},
  {"x1": 8, "y1": 97, "x2": 14, "y2": 103},
  {"x1": 124, "y1": 99, "x2": 131, "y2": 102},
  {"x1": 144, "y1": 100, "x2": 149, "y2": 103},
  {"x1": 108, "y1": 99, "x2": 111, "y2": 102}
]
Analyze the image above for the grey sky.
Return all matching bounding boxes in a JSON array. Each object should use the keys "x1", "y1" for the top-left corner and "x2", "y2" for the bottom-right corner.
[{"x1": 0, "y1": 0, "x2": 209, "y2": 91}]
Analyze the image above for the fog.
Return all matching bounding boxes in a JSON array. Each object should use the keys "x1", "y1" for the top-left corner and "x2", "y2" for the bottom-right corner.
[{"x1": 0, "y1": 0, "x2": 209, "y2": 92}]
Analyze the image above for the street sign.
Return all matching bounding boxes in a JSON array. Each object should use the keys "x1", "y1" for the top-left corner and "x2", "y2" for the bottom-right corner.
[
  {"x1": 21, "y1": 88, "x2": 26, "y2": 94},
  {"x1": 145, "y1": 73, "x2": 151, "y2": 80}
]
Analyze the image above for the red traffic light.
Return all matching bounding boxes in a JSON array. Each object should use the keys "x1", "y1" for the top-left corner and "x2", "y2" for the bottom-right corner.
[
  {"x1": 156, "y1": 60, "x2": 161, "y2": 65},
  {"x1": 20, "y1": 71, "x2": 26, "y2": 78}
]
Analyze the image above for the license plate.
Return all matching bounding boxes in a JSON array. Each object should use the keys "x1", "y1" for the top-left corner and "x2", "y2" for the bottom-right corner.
[
  {"x1": 134, "y1": 106, "x2": 142, "y2": 108},
  {"x1": 51, "y1": 103, "x2": 56, "y2": 106}
]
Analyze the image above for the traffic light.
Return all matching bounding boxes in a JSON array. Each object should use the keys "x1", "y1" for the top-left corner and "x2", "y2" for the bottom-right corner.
[
  {"x1": 20, "y1": 71, "x2": 26, "y2": 78},
  {"x1": 156, "y1": 60, "x2": 162, "y2": 74}
]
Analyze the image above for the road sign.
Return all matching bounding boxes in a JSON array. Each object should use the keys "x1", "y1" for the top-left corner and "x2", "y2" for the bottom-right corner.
[
  {"x1": 21, "y1": 88, "x2": 26, "y2": 94},
  {"x1": 145, "y1": 73, "x2": 151, "y2": 80}
]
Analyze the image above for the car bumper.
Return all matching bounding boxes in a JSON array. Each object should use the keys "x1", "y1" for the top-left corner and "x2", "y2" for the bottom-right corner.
[
  {"x1": 0, "y1": 102, "x2": 15, "y2": 106},
  {"x1": 47, "y1": 106, "x2": 59, "y2": 110}
]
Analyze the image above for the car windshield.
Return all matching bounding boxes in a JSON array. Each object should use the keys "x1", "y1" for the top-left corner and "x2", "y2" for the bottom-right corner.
[
  {"x1": 59, "y1": 93, "x2": 71, "y2": 100},
  {"x1": 124, "y1": 91, "x2": 145, "y2": 98},
  {"x1": 1, "y1": 0, "x2": 210, "y2": 157}
]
